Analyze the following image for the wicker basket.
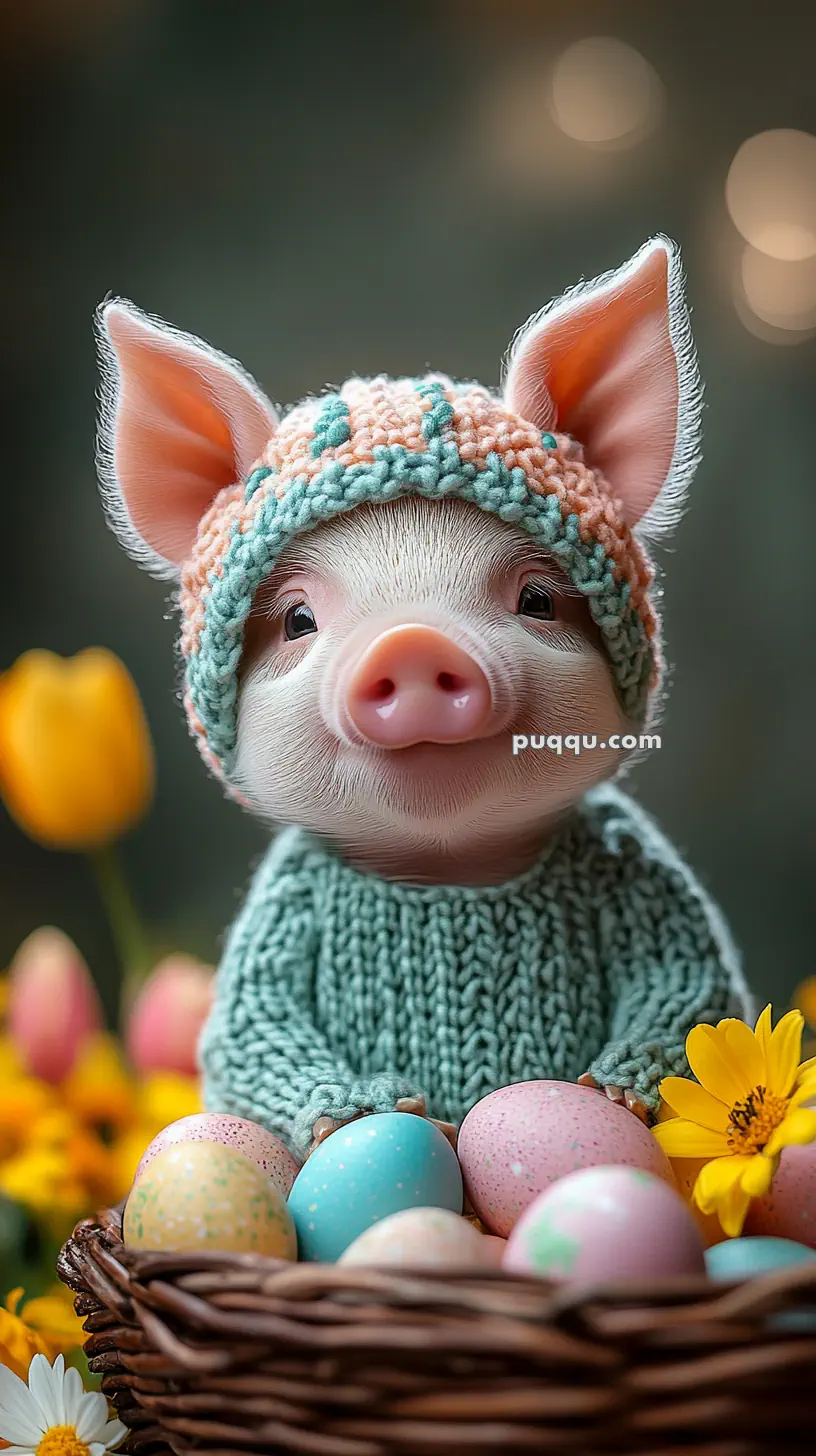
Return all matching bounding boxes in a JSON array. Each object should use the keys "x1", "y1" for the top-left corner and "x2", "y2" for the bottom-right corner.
[{"x1": 58, "y1": 1205, "x2": 816, "y2": 1456}]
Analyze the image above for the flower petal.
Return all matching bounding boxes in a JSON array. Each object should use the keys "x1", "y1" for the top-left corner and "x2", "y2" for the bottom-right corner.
[
  {"x1": 686, "y1": 1024, "x2": 755, "y2": 1104},
  {"x1": 693, "y1": 1158, "x2": 755, "y2": 1236},
  {"x1": 657, "y1": 1079, "x2": 729, "y2": 1132},
  {"x1": 722, "y1": 1019, "x2": 766, "y2": 1090},
  {"x1": 765, "y1": 1107, "x2": 816, "y2": 1159},
  {"x1": 717, "y1": 1180, "x2": 753, "y2": 1238},
  {"x1": 791, "y1": 1073, "x2": 816, "y2": 1109},
  {"x1": 765, "y1": 1010, "x2": 805, "y2": 1099},
  {"x1": 739, "y1": 1153, "x2": 776, "y2": 1199},
  {"x1": 653, "y1": 1118, "x2": 730, "y2": 1159},
  {"x1": 100, "y1": 1418, "x2": 128, "y2": 1451},
  {"x1": 754, "y1": 1004, "x2": 773, "y2": 1053},
  {"x1": 0, "y1": 1364, "x2": 46, "y2": 1446},
  {"x1": 693, "y1": 1154, "x2": 753, "y2": 1208},
  {"x1": 75, "y1": 1391, "x2": 110, "y2": 1444},
  {"x1": 61, "y1": 1365, "x2": 83, "y2": 1428},
  {"x1": 27, "y1": 1356, "x2": 62, "y2": 1432}
]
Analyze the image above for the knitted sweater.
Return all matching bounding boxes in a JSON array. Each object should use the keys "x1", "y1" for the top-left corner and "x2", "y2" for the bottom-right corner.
[{"x1": 199, "y1": 783, "x2": 751, "y2": 1159}]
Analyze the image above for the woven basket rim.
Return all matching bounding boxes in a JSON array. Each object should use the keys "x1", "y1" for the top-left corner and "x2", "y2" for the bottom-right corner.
[{"x1": 57, "y1": 1206, "x2": 816, "y2": 1456}]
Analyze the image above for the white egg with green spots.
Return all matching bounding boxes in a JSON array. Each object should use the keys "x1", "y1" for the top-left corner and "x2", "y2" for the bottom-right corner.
[
  {"x1": 287, "y1": 1112, "x2": 463, "y2": 1262},
  {"x1": 502, "y1": 1165, "x2": 706, "y2": 1283},
  {"x1": 124, "y1": 1139, "x2": 297, "y2": 1257}
]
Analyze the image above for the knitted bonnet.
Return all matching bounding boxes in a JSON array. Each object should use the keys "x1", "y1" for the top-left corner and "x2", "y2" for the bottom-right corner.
[{"x1": 98, "y1": 236, "x2": 700, "y2": 793}]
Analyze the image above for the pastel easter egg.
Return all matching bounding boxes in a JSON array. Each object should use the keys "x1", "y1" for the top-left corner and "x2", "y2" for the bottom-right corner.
[
  {"x1": 481, "y1": 1235, "x2": 507, "y2": 1266},
  {"x1": 503, "y1": 1166, "x2": 706, "y2": 1283},
  {"x1": 124, "y1": 1140, "x2": 297, "y2": 1257},
  {"x1": 668, "y1": 1157, "x2": 729, "y2": 1248},
  {"x1": 339, "y1": 1207, "x2": 496, "y2": 1270},
  {"x1": 706, "y1": 1236, "x2": 816, "y2": 1280},
  {"x1": 706, "y1": 1236, "x2": 816, "y2": 1331},
  {"x1": 134, "y1": 1113, "x2": 300, "y2": 1197},
  {"x1": 287, "y1": 1112, "x2": 463, "y2": 1263},
  {"x1": 744, "y1": 1144, "x2": 816, "y2": 1249},
  {"x1": 458, "y1": 1081, "x2": 675, "y2": 1237},
  {"x1": 656, "y1": 1099, "x2": 727, "y2": 1249}
]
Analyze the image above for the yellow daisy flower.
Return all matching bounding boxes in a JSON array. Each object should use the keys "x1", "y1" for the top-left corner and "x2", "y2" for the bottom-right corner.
[
  {"x1": 8, "y1": 1288, "x2": 85, "y2": 1363},
  {"x1": 61, "y1": 1035, "x2": 138, "y2": 1138},
  {"x1": 0, "y1": 1294, "x2": 51, "y2": 1383},
  {"x1": 0, "y1": 1289, "x2": 84, "y2": 1381},
  {"x1": 0, "y1": 1076, "x2": 57, "y2": 1165},
  {"x1": 654, "y1": 1005, "x2": 816, "y2": 1237}
]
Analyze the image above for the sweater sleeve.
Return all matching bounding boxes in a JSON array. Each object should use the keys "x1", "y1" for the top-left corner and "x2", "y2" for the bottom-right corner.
[
  {"x1": 584, "y1": 785, "x2": 754, "y2": 1113},
  {"x1": 198, "y1": 830, "x2": 422, "y2": 1160}
]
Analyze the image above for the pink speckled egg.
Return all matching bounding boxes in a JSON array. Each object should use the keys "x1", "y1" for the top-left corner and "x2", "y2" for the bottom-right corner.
[
  {"x1": 458, "y1": 1080, "x2": 675, "y2": 1237},
  {"x1": 134, "y1": 1113, "x2": 300, "y2": 1197},
  {"x1": 503, "y1": 1166, "x2": 706, "y2": 1283},
  {"x1": 744, "y1": 1143, "x2": 816, "y2": 1249},
  {"x1": 338, "y1": 1207, "x2": 498, "y2": 1271}
]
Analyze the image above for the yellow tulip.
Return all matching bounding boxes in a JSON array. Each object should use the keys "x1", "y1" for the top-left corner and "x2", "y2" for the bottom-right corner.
[{"x1": 0, "y1": 647, "x2": 154, "y2": 850}]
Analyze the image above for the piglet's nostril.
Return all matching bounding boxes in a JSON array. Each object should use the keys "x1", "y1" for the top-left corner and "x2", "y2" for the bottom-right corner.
[
  {"x1": 365, "y1": 677, "x2": 396, "y2": 703},
  {"x1": 437, "y1": 671, "x2": 466, "y2": 695}
]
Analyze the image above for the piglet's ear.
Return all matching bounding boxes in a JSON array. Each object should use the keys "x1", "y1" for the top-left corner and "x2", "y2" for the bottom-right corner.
[
  {"x1": 96, "y1": 300, "x2": 279, "y2": 577},
  {"x1": 503, "y1": 237, "x2": 701, "y2": 535}
]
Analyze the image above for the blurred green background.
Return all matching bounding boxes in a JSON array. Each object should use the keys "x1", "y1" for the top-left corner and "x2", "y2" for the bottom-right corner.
[{"x1": 1, "y1": 0, "x2": 814, "y2": 1019}]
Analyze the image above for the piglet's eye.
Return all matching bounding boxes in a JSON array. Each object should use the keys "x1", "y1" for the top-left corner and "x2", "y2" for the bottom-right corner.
[
  {"x1": 283, "y1": 603, "x2": 318, "y2": 640},
  {"x1": 517, "y1": 583, "x2": 555, "y2": 620}
]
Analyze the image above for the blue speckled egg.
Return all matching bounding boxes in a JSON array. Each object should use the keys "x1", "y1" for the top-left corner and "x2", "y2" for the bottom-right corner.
[
  {"x1": 706, "y1": 1236, "x2": 816, "y2": 1280},
  {"x1": 706, "y1": 1237, "x2": 816, "y2": 1332},
  {"x1": 287, "y1": 1112, "x2": 463, "y2": 1262}
]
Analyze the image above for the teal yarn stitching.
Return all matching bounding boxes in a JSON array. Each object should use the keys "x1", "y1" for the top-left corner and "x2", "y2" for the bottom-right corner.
[
  {"x1": 310, "y1": 394, "x2": 351, "y2": 457},
  {"x1": 185, "y1": 392, "x2": 654, "y2": 774},
  {"x1": 198, "y1": 781, "x2": 750, "y2": 1159},
  {"x1": 417, "y1": 378, "x2": 455, "y2": 440},
  {"x1": 244, "y1": 465, "x2": 274, "y2": 502}
]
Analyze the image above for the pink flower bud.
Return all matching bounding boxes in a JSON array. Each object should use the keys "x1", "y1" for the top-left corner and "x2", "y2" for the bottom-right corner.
[
  {"x1": 8, "y1": 927, "x2": 104, "y2": 1084},
  {"x1": 126, "y1": 954, "x2": 214, "y2": 1077}
]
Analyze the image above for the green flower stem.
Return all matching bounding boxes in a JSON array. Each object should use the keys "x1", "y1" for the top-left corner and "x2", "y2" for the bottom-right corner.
[{"x1": 88, "y1": 843, "x2": 153, "y2": 1018}]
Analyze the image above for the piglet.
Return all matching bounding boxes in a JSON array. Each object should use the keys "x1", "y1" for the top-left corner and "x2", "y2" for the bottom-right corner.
[{"x1": 95, "y1": 236, "x2": 753, "y2": 1161}]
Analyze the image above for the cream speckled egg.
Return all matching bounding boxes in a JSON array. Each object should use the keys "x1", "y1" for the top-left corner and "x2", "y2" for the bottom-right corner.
[
  {"x1": 481, "y1": 1235, "x2": 507, "y2": 1266},
  {"x1": 744, "y1": 1143, "x2": 816, "y2": 1249},
  {"x1": 124, "y1": 1140, "x2": 297, "y2": 1257},
  {"x1": 458, "y1": 1080, "x2": 676, "y2": 1237},
  {"x1": 134, "y1": 1113, "x2": 300, "y2": 1197},
  {"x1": 338, "y1": 1207, "x2": 497, "y2": 1270}
]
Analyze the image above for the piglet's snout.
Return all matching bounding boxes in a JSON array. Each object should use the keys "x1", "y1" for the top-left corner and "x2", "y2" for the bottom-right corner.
[{"x1": 342, "y1": 625, "x2": 493, "y2": 748}]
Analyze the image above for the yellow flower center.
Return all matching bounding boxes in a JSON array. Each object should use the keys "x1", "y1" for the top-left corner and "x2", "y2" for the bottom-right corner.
[
  {"x1": 726, "y1": 1084, "x2": 787, "y2": 1154},
  {"x1": 36, "y1": 1426, "x2": 91, "y2": 1456}
]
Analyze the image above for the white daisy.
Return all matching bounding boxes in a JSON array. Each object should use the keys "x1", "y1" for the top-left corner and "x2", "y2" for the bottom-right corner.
[{"x1": 0, "y1": 1353, "x2": 127, "y2": 1456}]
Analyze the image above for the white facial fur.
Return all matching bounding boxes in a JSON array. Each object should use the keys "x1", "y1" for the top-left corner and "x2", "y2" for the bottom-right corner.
[{"x1": 234, "y1": 495, "x2": 632, "y2": 876}]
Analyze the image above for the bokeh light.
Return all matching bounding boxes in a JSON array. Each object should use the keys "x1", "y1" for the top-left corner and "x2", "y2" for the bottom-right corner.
[
  {"x1": 741, "y1": 247, "x2": 816, "y2": 331},
  {"x1": 549, "y1": 37, "x2": 664, "y2": 148},
  {"x1": 733, "y1": 246, "x2": 816, "y2": 346},
  {"x1": 726, "y1": 130, "x2": 816, "y2": 261}
]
